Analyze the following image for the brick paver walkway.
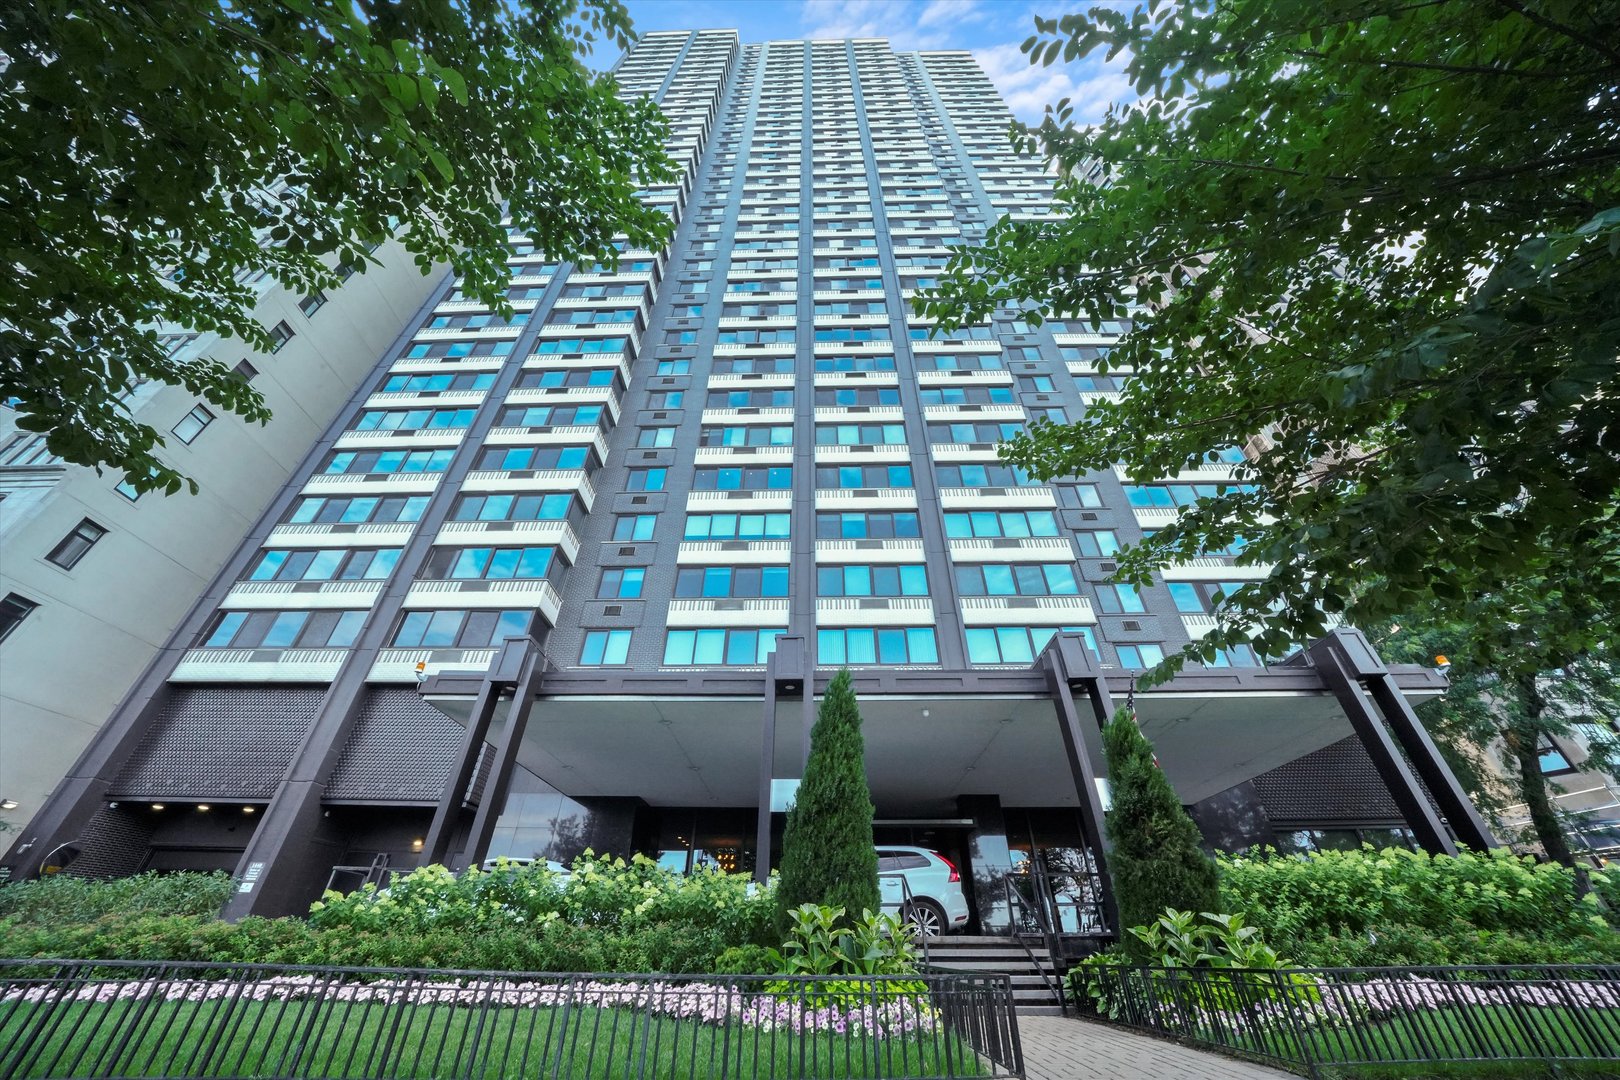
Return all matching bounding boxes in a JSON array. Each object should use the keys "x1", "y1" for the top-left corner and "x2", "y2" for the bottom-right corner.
[{"x1": 1017, "y1": 1014, "x2": 1297, "y2": 1080}]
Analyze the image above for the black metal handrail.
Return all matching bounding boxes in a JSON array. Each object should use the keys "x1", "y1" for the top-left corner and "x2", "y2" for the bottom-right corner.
[
  {"x1": 1001, "y1": 878, "x2": 1066, "y2": 1015},
  {"x1": 1072, "y1": 963, "x2": 1620, "y2": 1079},
  {"x1": 0, "y1": 959, "x2": 1023, "y2": 1079}
]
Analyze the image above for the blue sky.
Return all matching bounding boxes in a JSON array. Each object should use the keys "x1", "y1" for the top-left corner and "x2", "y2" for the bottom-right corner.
[{"x1": 583, "y1": 0, "x2": 1138, "y2": 126}]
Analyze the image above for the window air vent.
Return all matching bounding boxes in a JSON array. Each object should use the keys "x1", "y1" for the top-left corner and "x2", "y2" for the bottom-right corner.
[
  {"x1": 631, "y1": 496, "x2": 648, "y2": 505},
  {"x1": 618, "y1": 546, "x2": 637, "y2": 556},
  {"x1": 1080, "y1": 511, "x2": 1100, "y2": 521},
  {"x1": 1099, "y1": 561, "x2": 1118, "y2": 573},
  {"x1": 642, "y1": 451, "x2": 660, "y2": 460},
  {"x1": 653, "y1": 411, "x2": 668, "y2": 420},
  {"x1": 603, "y1": 605, "x2": 624, "y2": 617},
  {"x1": 1121, "y1": 620, "x2": 1143, "y2": 632}
]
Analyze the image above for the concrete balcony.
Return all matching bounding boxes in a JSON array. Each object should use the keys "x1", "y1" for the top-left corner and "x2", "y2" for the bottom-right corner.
[
  {"x1": 1181, "y1": 614, "x2": 1219, "y2": 640},
  {"x1": 521, "y1": 353, "x2": 630, "y2": 374},
  {"x1": 813, "y1": 406, "x2": 904, "y2": 423},
  {"x1": 816, "y1": 597, "x2": 935, "y2": 627},
  {"x1": 815, "y1": 539, "x2": 926, "y2": 563},
  {"x1": 922, "y1": 404, "x2": 1026, "y2": 422},
  {"x1": 413, "y1": 324, "x2": 523, "y2": 340},
  {"x1": 433, "y1": 519, "x2": 580, "y2": 564},
  {"x1": 947, "y1": 537, "x2": 1077, "y2": 562},
  {"x1": 909, "y1": 340, "x2": 1003, "y2": 353},
  {"x1": 388, "y1": 357, "x2": 504, "y2": 373},
  {"x1": 1081, "y1": 392, "x2": 1124, "y2": 406},
  {"x1": 1052, "y1": 333, "x2": 1120, "y2": 347},
  {"x1": 713, "y1": 342, "x2": 797, "y2": 355},
  {"x1": 676, "y1": 540, "x2": 792, "y2": 565},
  {"x1": 1161, "y1": 558, "x2": 1275, "y2": 582},
  {"x1": 220, "y1": 580, "x2": 384, "y2": 610},
  {"x1": 460, "y1": 469, "x2": 596, "y2": 508},
  {"x1": 171, "y1": 648, "x2": 349, "y2": 683},
  {"x1": 538, "y1": 323, "x2": 641, "y2": 354},
  {"x1": 718, "y1": 317, "x2": 796, "y2": 329},
  {"x1": 300, "y1": 473, "x2": 441, "y2": 496},
  {"x1": 705, "y1": 372, "x2": 796, "y2": 388},
  {"x1": 666, "y1": 598, "x2": 791, "y2": 627},
  {"x1": 929, "y1": 443, "x2": 1008, "y2": 462},
  {"x1": 915, "y1": 369, "x2": 1016, "y2": 385},
  {"x1": 700, "y1": 407, "x2": 794, "y2": 425},
  {"x1": 812, "y1": 290, "x2": 885, "y2": 300},
  {"x1": 370, "y1": 647, "x2": 498, "y2": 682},
  {"x1": 938, "y1": 486, "x2": 1056, "y2": 509},
  {"x1": 722, "y1": 290, "x2": 796, "y2": 302},
  {"x1": 813, "y1": 444, "x2": 908, "y2": 462},
  {"x1": 483, "y1": 428, "x2": 608, "y2": 462},
  {"x1": 958, "y1": 595, "x2": 1096, "y2": 625},
  {"x1": 1115, "y1": 464, "x2": 1243, "y2": 484},
  {"x1": 693, "y1": 445, "x2": 794, "y2": 464},
  {"x1": 685, "y1": 489, "x2": 793, "y2": 511},
  {"x1": 363, "y1": 391, "x2": 486, "y2": 409},
  {"x1": 265, "y1": 522, "x2": 419, "y2": 548},
  {"x1": 812, "y1": 372, "x2": 899, "y2": 387},
  {"x1": 403, "y1": 578, "x2": 561, "y2": 625},
  {"x1": 333, "y1": 429, "x2": 464, "y2": 451},
  {"x1": 811, "y1": 340, "x2": 892, "y2": 354},
  {"x1": 504, "y1": 387, "x2": 621, "y2": 423},
  {"x1": 814, "y1": 488, "x2": 918, "y2": 510}
]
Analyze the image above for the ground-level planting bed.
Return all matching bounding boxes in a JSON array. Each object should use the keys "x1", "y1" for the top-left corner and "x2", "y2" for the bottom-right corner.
[{"x1": 0, "y1": 978, "x2": 987, "y2": 1079}]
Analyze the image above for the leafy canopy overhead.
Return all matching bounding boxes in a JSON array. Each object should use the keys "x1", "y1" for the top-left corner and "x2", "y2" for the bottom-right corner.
[
  {"x1": 1, "y1": 0, "x2": 674, "y2": 493},
  {"x1": 918, "y1": 0, "x2": 1620, "y2": 677}
]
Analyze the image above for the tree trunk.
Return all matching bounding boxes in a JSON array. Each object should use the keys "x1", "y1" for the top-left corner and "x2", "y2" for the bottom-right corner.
[{"x1": 1511, "y1": 676, "x2": 1590, "y2": 896}]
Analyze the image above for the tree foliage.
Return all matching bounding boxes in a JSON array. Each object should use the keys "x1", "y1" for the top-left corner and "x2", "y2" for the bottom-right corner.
[
  {"x1": 918, "y1": 1, "x2": 1620, "y2": 678},
  {"x1": 0, "y1": 0, "x2": 674, "y2": 493},
  {"x1": 776, "y1": 670, "x2": 881, "y2": 933},
  {"x1": 1101, "y1": 709, "x2": 1220, "y2": 958},
  {"x1": 1377, "y1": 586, "x2": 1620, "y2": 878}
]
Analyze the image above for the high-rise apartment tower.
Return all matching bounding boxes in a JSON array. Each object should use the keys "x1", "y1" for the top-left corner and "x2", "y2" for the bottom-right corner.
[{"x1": 5, "y1": 32, "x2": 1494, "y2": 932}]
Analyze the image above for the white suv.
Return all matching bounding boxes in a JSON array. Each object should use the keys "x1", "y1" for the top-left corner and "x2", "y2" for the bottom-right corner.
[{"x1": 876, "y1": 846, "x2": 970, "y2": 936}]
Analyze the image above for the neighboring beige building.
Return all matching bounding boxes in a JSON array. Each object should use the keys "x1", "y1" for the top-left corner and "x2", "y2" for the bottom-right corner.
[{"x1": 0, "y1": 246, "x2": 446, "y2": 830}]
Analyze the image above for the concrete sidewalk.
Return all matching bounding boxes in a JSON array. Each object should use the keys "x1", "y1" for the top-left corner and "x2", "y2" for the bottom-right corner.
[{"x1": 1018, "y1": 1014, "x2": 1298, "y2": 1080}]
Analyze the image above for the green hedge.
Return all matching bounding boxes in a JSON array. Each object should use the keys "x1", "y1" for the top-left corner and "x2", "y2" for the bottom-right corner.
[
  {"x1": 0, "y1": 872, "x2": 232, "y2": 926},
  {"x1": 1218, "y1": 847, "x2": 1620, "y2": 967},
  {"x1": 0, "y1": 856, "x2": 777, "y2": 975}
]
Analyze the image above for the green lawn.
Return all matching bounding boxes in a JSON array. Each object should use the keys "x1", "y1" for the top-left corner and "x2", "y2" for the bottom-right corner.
[{"x1": 0, "y1": 997, "x2": 988, "y2": 1079}]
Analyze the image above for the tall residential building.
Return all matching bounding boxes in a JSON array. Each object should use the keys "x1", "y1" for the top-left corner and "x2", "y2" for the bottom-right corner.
[
  {"x1": 5, "y1": 32, "x2": 1494, "y2": 933},
  {"x1": 0, "y1": 243, "x2": 444, "y2": 831}
]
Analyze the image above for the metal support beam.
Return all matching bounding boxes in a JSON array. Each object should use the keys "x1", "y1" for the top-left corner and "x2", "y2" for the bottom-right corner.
[
  {"x1": 755, "y1": 668, "x2": 780, "y2": 886},
  {"x1": 420, "y1": 676, "x2": 505, "y2": 867},
  {"x1": 1367, "y1": 672, "x2": 1499, "y2": 851},
  {"x1": 1041, "y1": 634, "x2": 1119, "y2": 935},
  {"x1": 454, "y1": 649, "x2": 545, "y2": 872},
  {"x1": 1313, "y1": 644, "x2": 1457, "y2": 855}
]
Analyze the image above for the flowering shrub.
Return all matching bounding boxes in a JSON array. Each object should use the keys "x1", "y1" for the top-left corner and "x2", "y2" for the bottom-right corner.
[
  {"x1": 1217, "y1": 846, "x2": 1620, "y2": 965},
  {"x1": 307, "y1": 853, "x2": 775, "y2": 952}
]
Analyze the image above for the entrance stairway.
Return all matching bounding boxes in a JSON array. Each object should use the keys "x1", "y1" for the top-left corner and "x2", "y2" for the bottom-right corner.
[{"x1": 923, "y1": 935, "x2": 1066, "y2": 1014}]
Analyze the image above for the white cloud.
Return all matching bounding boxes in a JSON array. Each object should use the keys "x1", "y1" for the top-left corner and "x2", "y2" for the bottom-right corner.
[
  {"x1": 797, "y1": 0, "x2": 985, "y2": 50},
  {"x1": 973, "y1": 39, "x2": 1135, "y2": 125}
]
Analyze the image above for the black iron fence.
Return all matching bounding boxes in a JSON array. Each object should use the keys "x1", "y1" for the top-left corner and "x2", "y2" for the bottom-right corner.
[
  {"x1": 0, "y1": 959, "x2": 1022, "y2": 1079},
  {"x1": 1072, "y1": 963, "x2": 1620, "y2": 1077}
]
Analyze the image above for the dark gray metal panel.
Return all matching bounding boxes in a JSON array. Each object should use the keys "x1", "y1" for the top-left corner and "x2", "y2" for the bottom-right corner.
[
  {"x1": 55, "y1": 808, "x2": 157, "y2": 880},
  {"x1": 110, "y1": 686, "x2": 326, "y2": 800},
  {"x1": 1250, "y1": 736, "x2": 1407, "y2": 823},
  {"x1": 325, "y1": 686, "x2": 469, "y2": 804}
]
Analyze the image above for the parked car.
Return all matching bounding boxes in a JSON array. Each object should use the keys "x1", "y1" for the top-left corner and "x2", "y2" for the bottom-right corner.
[{"x1": 876, "y1": 846, "x2": 970, "y2": 936}]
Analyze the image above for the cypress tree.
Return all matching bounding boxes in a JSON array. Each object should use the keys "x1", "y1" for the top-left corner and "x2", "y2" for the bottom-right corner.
[
  {"x1": 1102, "y1": 707, "x2": 1221, "y2": 957},
  {"x1": 776, "y1": 669, "x2": 880, "y2": 931}
]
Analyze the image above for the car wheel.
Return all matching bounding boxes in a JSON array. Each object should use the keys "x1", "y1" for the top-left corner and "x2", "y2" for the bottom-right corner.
[{"x1": 902, "y1": 899, "x2": 947, "y2": 938}]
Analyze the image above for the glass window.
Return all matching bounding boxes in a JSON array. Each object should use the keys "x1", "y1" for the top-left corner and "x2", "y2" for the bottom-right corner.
[
  {"x1": 1115, "y1": 643, "x2": 1165, "y2": 668},
  {"x1": 46, "y1": 519, "x2": 107, "y2": 570},
  {"x1": 0, "y1": 593, "x2": 41, "y2": 645},
  {"x1": 598, "y1": 568, "x2": 646, "y2": 599},
  {"x1": 580, "y1": 629, "x2": 632, "y2": 665},
  {"x1": 171, "y1": 405, "x2": 214, "y2": 445},
  {"x1": 816, "y1": 627, "x2": 937, "y2": 666},
  {"x1": 1168, "y1": 583, "x2": 1203, "y2": 613},
  {"x1": 613, "y1": 515, "x2": 657, "y2": 541}
]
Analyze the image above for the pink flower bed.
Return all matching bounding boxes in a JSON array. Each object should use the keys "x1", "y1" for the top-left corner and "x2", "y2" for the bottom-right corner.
[{"x1": 1, "y1": 976, "x2": 941, "y2": 1039}]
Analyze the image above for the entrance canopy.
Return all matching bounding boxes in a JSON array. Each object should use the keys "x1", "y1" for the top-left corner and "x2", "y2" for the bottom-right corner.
[{"x1": 424, "y1": 669, "x2": 1437, "y2": 811}]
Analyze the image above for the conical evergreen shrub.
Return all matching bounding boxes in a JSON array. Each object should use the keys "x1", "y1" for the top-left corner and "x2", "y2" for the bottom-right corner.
[
  {"x1": 1102, "y1": 707, "x2": 1221, "y2": 958},
  {"x1": 775, "y1": 669, "x2": 880, "y2": 932}
]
